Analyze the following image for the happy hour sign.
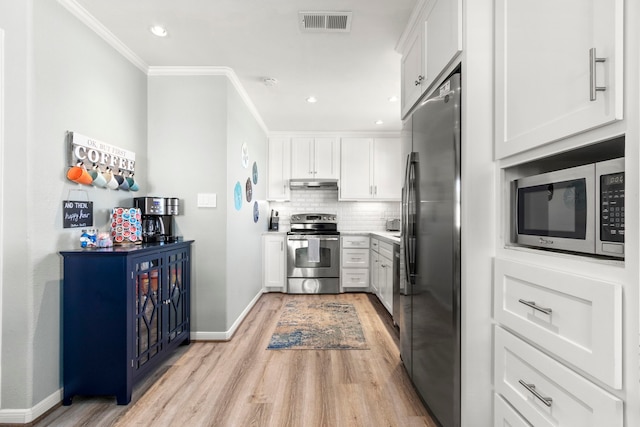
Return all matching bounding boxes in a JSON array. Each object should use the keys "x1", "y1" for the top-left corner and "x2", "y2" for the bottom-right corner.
[{"x1": 63, "y1": 200, "x2": 94, "y2": 228}]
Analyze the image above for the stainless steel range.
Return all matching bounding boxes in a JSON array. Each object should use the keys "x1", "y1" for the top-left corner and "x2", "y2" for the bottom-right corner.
[{"x1": 287, "y1": 213, "x2": 340, "y2": 294}]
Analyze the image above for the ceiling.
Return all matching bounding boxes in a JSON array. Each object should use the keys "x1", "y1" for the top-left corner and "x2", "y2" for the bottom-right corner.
[{"x1": 71, "y1": 0, "x2": 418, "y2": 133}]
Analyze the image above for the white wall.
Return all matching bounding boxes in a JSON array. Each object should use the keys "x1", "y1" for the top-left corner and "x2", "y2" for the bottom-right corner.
[
  {"x1": 0, "y1": 0, "x2": 30, "y2": 411},
  {"x1": 225, "y1": 83, "x2": 269, "y2": 328},
  {"x1": 148, "y1": 74, "x2": 229, "y2": 333},
  {"x1": 1, "y1": 0, "x2": 148, "y2": 413},
  {"x1": 148, "y1": 73, "x2": 268, "y2": 335}
]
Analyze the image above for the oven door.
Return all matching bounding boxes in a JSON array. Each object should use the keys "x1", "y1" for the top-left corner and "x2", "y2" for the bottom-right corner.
[{"x1": 287, "y1": 235, "x2": 340, "y2": 278}]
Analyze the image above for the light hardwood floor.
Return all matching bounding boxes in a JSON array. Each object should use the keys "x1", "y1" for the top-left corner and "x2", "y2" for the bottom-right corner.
[{"x1": 34, "y1": 293, "x2": 436, "y2": 427}]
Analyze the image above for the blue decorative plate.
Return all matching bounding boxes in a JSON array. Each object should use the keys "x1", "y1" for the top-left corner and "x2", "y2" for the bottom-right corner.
[{"x1": 234, "y1": 181, "x2": 242, "y2": 211}]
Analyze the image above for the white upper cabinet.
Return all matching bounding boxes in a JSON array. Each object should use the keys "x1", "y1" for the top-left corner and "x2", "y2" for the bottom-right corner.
[
  {"x1": 399, "y1": 0, "x2": 462, "y2": 118},
  {"x1": 495, "y1": 0, "x2": 624, "y2": 159},
  {"x1": 291, "y1": 137, "x2": 339, "y2": 180},
  {"x1": 340, "y1": 137, "x2": 401, "y2": 201},
  {"x1": 266, "y1": 137, "x2": 291, "y2": 201}
]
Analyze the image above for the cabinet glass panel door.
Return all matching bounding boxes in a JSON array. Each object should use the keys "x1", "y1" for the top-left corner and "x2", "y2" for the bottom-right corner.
[
  {"x1": 167, "y1": 249, "x2": 189, "y2": 342},
  {"x1": 134, "y1": 256, "x2": 164, "y2": 368}
]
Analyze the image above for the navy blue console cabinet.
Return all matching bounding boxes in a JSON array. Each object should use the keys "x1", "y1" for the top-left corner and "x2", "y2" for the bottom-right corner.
[{"x1": 60, "y1": 241, "x2": 193, "y2": 405}]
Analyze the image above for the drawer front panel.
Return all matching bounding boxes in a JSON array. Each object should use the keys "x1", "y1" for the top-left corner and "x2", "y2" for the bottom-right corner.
[
  {"x1": 341, "y1": 268, "x2": 369, "y2": 288},
  {"x1": 494, "y1": 394, "x2": 532, "y2": 427},
  {"x1": 494, "y1": 258, "x2": 622, "y2": 388},
  {"x1": 341, "y1": 235, "x2": 370, "y2": 248},
  {"x1": 495, "y1": 327, "x2": 622, "y2": 427},
  {"x1": 379, "y1": 241, "x2": 393, "y2": 259},
  {"x1": 371, "y1": 238, "x2": 380, "y2": 251},
  {"x1": 342, "y1": 249, "x2": 370, "y2": 268}
]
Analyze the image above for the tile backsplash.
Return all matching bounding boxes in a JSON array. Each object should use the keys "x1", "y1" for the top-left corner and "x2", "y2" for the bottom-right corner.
[{"x1": 268, "y1": 189, "x2": 400, "y2": 232}]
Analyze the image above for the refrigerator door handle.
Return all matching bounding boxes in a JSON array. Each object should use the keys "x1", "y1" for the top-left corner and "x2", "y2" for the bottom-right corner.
[{"x1": 403, "y1": 152, "x2": 417, "y2": 287}]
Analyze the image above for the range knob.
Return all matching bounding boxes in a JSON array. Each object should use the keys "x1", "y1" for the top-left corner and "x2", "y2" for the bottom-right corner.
[{"x1": 292, "y1": 215, "x2": 299, "y2": 221}]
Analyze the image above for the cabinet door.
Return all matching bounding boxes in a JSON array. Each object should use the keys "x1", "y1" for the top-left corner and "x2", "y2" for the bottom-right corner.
[
  {"x1": 291, "y1": 137, "x2": 314, "y2": 179},
  {"x1": 380, "y1": 255, "x2": 394, "y2": 314},
  {"x1": 373, "y1": 138, "x2": 401, "y2": 200},
  {"x1": 495, "y1": 0, "x2": 623, "y2": 159},
  {"x1": 423, "y1": 0, "x2": 462, "y2": 92},
  {"x1": 314, "y1": 137, "x2": 339, "y2": 179},
  {"x1": 133, "y1": 254, "x2": 164, "y2": 369},
  {"x1": 401, "y1": 29, "x2": 424, "y2": 117},
  {"x1": 267, "y1": 137, "x2": 291, "y2": 200},
  {"x1": 262, "y1": 235, "x2": 286, "y2": 289},
  {"x1": 370, "y1": 247, "x2": 380, "y2": 294},
  {"x1": 340, "y1": 138, "x2": 373, "y2": 200},
  {"x1": 166, "y1": 248, "x2": 190, "y2": 344}
]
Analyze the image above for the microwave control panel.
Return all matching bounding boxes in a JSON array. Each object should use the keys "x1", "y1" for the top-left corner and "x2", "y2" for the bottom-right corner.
[{"x1": 600, "y1": 172, "x2": 624, "y2": 242}]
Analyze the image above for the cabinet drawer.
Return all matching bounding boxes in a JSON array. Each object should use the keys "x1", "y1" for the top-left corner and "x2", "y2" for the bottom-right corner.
[
  {"x1": 494, "y1": 394, "x2": 532, "y2": 427},
  {"x1": 341, "y1": 235, "x2": 370, "y2": 248},
  {"x1": 378, "y1": 241, "x2": 393, "y2": 259},
  {"x1": 495, "y1": 327, "x2": 622, "y2": 427},
  {"x1": 342, "y1": 268, "x2": 369, "y2": 288},
  {"x1": 342, "y1": 249, "x2": 370, "y2": 268},
  {"x1": 371, "y1": 238, "x2": 380, "y2": 252},
  {"x1": 494, "y1": 258, "x2": 622, "y2": 388}
]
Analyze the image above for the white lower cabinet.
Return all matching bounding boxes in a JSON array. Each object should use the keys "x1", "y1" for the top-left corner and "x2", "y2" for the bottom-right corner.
[
  {"x1": 370, "y1": 237, "x2": 394, "y2": 315},
  {"x1": 262, "y1": 234, "x2": 286, "y2": 291},
  {"x1": 494, "y1": 394, "x2": 532, "y2": 427},
  {"x1": 341, "y1": 235, "x2": 370, "y2": 290},
  {"x1": 494, "y1": 258, "x2": 622, "y2": 388},
  {"x1": 494, "y1": 326, "x2": 623, "y2": 427}
]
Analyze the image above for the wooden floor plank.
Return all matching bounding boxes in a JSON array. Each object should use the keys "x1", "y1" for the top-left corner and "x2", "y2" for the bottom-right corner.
[{"x1": 34, "y1": 293, "x2": 434, "y2": 427}]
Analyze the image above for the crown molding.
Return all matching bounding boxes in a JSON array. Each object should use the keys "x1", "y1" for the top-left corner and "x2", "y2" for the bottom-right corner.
[
  {"x1": 148, "y1": 66, "x2": 269, "y2": 134},
  {"x1": 57, "y1": 0, "x2": 148, "y2": 73}
]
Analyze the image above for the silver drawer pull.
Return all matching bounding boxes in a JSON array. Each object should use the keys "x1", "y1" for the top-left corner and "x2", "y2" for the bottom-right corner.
[
  {"x1": 519, "y1": 380, "x2": 553, "y2": 407},
  {"x1": 518, "y1": 299, "x2": 552, "y2": 315}
]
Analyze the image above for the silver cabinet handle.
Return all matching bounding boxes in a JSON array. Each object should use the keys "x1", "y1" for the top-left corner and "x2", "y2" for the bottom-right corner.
[
  {"x1": 518, "y1": 380, "x2": 553, "y2": 407},
  {"x1": 414, "y1": 75, "x2": 424, "y2": 86},
  {"x1": 589, "y1": 48, "x2": 606, "y2": 101},
  {"x1": 280, "y1": 241, "x2": 283, "y2": 251},
  {"x1": 518, "y1": 299, "x2": 552, "y2": 315}
]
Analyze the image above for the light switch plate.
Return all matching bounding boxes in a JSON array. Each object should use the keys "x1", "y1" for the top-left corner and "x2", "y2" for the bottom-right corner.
[{"x1": 197, "y1": 193, "x2": 217, "y2": 208}]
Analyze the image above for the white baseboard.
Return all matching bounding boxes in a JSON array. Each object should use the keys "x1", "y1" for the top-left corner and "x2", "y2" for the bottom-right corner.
[
  {"x1": 0, "y1": 388, "x2": 62, "y2": 424},
  {"x1": 190, "y1": 289, "x2": 263, "y2": 341}
]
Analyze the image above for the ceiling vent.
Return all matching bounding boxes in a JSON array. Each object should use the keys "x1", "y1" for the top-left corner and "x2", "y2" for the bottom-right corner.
[{"x1": 299, "y1": 11, "x2": 352, "y2": 33}]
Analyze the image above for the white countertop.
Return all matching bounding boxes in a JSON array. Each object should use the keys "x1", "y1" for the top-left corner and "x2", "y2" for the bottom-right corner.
[
  {"x1": 342, "y1": 230, "x2": 401, "y2": 245},
  {"x1": 263, "y1": 230, "x2": 401, "y2": 244}
]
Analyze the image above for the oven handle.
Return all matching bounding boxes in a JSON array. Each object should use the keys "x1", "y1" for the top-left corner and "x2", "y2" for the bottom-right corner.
[{"x1": 287, "y1": 236, "x2": 339, "y2": 241}]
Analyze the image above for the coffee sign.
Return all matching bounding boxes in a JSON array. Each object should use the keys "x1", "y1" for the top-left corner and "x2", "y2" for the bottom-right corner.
[
  {"x1": 63, "y1": 200, "x2": 94, "y2": 228},
  {"x1": 68, "y1": 132, "x2": 136, "y2": 173}
]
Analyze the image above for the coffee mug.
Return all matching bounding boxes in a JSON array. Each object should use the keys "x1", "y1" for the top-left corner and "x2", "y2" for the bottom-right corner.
[
  {"x1": 104, "y1": 170, "x2": 119, "y2": 190},
  {"x1": 66, "y1": 165, "x2": 93, "y2": 185},
  {"x1": 89, "y1": 168, "x2": 107, "y2": 187},
  {"x1": 126, "y1": 176, "x2": 139, "y2": 192},
  {"x1": 115, "y1": 174, "x2": 129, "y2": 191}
]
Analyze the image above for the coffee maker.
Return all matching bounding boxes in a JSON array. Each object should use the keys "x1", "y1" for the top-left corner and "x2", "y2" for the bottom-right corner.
[{"x1": 134, "y1": 197, "x2": 180, "y2": 243}]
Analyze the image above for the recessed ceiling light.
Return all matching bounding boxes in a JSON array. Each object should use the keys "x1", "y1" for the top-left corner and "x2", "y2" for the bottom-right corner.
[
  {"x1": 306, "y1": 96, "x2": 318, "y2": 103},
  {"x1": 375, "y1": 120, "x2": 384, "y2": 125},
  {"x1": 388, "y1": 96, "x2": 399, "y2": 102},
  {"x1": 150, "y1": 25, "x2": 168, "y2": 37},
  {"x1": 263, "y1": 77, "x2": 278, "y2": 86}
]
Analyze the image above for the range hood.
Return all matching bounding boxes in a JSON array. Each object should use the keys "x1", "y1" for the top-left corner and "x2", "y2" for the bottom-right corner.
[{"x1": 289, "y1": 178, "x2": 339, "y2": 189}]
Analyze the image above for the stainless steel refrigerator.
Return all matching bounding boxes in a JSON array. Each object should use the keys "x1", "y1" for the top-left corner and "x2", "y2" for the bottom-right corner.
[{"x1": 400, "y1": 73, "x2": 461, "y2": 427}]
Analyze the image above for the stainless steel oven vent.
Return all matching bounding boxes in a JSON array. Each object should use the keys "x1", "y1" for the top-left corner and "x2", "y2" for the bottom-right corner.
[{"x1": 299, "y1": 11, "x2": 352, "y2": 33}]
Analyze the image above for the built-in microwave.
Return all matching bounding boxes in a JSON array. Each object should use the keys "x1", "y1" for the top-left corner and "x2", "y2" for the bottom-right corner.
[{"x1": 514, "y1": 158, "x2": 624, "y2": 258}]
